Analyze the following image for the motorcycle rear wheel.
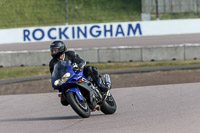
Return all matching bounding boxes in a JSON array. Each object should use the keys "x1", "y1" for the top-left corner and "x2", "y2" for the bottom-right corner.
[
  {"x1": 101, "y1": 94, "x2": 117, "y2": 114},
  {"x1": 66, "y1": 92, "x2": 90, "y2": 118}
]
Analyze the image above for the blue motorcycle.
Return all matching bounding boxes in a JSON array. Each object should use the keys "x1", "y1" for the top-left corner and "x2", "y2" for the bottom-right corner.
[{"x1": 51, "y1": 60, "x2": 117, "y2": 118}]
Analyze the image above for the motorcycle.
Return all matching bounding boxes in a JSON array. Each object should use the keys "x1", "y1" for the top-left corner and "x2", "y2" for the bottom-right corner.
[{"x1": 51, "y1": 60, "x2": 117, "y2": 118}]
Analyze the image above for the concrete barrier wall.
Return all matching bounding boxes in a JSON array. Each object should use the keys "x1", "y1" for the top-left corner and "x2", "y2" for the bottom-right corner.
[
  {"x1": 11, "y1": 51, "x2": 51, "y2": 66},
  {"x1": 184, "y1": 44, "x2": 200, "y2": 60},
  {"x1": 0, "y1": 52, "x2": 12, "y2": 67},
  {"x1": 74, "y1": 49, "x2": 98, "y2": 63},
  {"x1": 0, "y1": 50, "x2": 51, "y2": 67},
  {"x1": 120, "y1": 47, "x2": 142, "y2": 62},
  {"x1": 1, "y1": 44, "x2": 200, "y2": 67},
  {"x1": 142, "y1": 45, "x2": 185, "y2": 61},
  {"x1": 98, "y1": 48, "x2": 120, "y2": 63}
]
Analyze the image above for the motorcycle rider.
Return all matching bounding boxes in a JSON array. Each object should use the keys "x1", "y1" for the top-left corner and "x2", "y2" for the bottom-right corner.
[{"x1": 49, "y1": 40, "x2": 111, "y2": 94}]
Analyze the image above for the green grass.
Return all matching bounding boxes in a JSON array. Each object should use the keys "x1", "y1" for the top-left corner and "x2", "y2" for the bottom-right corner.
[
  {"x1": 68, "y1": 0, "x2": 141, "y2": 24},
  {"x1": 0, "y1": 0, "x2": 141, "y2": 28},
  {"x1": 91, "y1": 60, "x2": 200, "y2": 70},
  {"x1": 1, "y1": 0, "x2": 200, "y2": 28},
  {"x1": 0, "y1": 66, "x2": 50, "y2": 79},
  {"x1": 1, "y1": 60, "x2": 200, "y2": 80},
  {"x1": 0, "y1": 0, "x2": 66, "y2": 29}
]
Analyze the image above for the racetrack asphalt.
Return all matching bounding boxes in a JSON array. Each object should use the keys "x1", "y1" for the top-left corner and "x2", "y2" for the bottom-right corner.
[{"x1": 1, "y1": 83, "x2": 200, "y2": 133}]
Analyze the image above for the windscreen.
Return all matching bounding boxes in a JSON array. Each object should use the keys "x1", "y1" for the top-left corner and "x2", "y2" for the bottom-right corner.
[{"x1": 51, "y1": 60, "x2": 67, "y2": 80}]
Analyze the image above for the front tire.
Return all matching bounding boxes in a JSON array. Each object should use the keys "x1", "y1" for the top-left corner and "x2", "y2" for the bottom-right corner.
[
  {"x1": 66, "y1": 92, "x2": 90, "y2": 118},
  {"x1": 101, "y1": 94, "x2": 117, "y2": 114}
]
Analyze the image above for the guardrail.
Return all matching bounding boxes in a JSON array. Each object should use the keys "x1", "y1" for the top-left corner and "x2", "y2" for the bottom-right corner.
[{"x1": 0, "y1": 44, "x2": 200, "y2": 67}]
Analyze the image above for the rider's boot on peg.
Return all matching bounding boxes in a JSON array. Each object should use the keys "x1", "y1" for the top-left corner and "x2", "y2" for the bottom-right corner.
[{"x1": 96, "y1": 74, "x2": 111, "y2": 92}]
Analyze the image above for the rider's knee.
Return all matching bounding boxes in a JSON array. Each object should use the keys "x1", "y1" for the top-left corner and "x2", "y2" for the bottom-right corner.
[{"x1": 84, "y1": 66, "x2": 99, "y2": 82}]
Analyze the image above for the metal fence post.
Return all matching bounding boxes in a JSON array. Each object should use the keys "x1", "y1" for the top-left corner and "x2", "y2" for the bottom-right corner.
[
  {"x1": 65, "y1": 0, "x2": 68, "y2": 24},
  {"x1": 155, "y1": 0, "x2": 159, "y2": 20}
]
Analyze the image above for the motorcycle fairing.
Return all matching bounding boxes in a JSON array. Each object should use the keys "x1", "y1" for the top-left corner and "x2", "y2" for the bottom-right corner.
[{"x1": 78, "y1": 81, "x2": 101, "y2": 109}]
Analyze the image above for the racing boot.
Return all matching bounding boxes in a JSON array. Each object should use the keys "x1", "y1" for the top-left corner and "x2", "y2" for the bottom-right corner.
[{"x1": 96, "y1": 74, "x2": 111, "y2": 92}]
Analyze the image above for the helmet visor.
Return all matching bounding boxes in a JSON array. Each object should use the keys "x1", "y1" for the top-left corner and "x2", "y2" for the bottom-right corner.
[{"x1": 51, "y1": 48, "x2": 59, "y2": 55}]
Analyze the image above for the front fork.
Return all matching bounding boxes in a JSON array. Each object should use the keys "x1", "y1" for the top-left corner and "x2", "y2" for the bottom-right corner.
[
  {"x1": 104, "y1": 90, "x2": 111, "y2": 100},
  {"x1": 66, "y1": 88, "x2": 83, "y2": 101},
  {"x1": 58, "y1": 88, "x2": 83, "y2": 106}
]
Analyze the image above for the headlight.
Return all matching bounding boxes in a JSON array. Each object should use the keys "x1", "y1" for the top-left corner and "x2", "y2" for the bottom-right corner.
[
  {"x1": 54, "y1": 79, "x2": 61, "y2": 86},
  {"x1": 63, "y1": 72, "x2": 70, "y2": 78}
]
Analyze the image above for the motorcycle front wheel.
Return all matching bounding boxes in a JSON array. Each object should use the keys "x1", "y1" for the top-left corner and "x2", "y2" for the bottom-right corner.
[{"x1": 66, "y1": 92, "x2": 90, "y2": 118}]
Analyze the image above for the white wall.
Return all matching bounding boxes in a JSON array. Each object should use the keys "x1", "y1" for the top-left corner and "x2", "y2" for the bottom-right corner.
[{"x1": 1, "y1": 19, "x2": 200, "y2": 44}]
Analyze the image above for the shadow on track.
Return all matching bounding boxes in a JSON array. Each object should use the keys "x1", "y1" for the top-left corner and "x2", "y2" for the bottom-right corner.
[
  {"x1": 0, "y1": 115, "x2": 80, "y2": 122},
  {"x1": 0, "y1": 114, "x2": 104, "y2": 122}
]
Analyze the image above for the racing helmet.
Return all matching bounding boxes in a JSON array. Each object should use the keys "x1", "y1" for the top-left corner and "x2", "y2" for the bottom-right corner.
[{"x1": 50, "y1": 41, "x2": 66, "y2": 59}]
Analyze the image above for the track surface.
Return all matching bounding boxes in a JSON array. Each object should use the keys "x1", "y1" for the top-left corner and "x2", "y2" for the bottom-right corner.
[
  {"x1": 1, "y1": 34, "x2": 200, "y2": 51},
  {"x1": 1, "y1": 83, "x2": 200, "y2": 133}
]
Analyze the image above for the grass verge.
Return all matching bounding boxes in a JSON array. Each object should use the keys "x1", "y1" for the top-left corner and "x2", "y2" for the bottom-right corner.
[
  {"x1": 0, "y1": 0, "x2": 141, "y2": 28},
  {"x1": 1, "y1": 60, "x2": 200, "y2": 80},
  {"x1": 1, "y1": 0, "x2": 200, "y2": 28},
  {"x1": 68, "y1": 0, "x2": 141, "y2": 24},
  {"x1": 0, "y1": 0, "x2": 66, "y2": 29}
]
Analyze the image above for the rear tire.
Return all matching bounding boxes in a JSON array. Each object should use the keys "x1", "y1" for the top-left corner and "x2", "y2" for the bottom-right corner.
[
  {"x1": 101, "y1": 95, "x2": 117, "y2": 114},
  {"x1": 66, "y1": 92, "x2": 90, "y2": 118}
]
